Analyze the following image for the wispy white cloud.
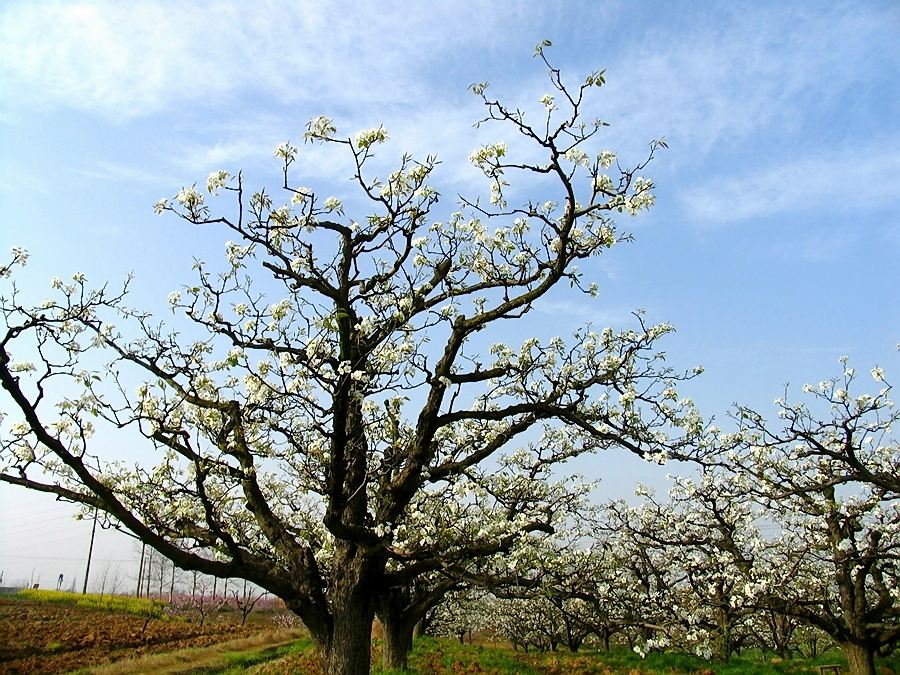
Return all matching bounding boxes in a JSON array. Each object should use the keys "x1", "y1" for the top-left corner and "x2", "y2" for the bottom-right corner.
[
  {"x1": 76, "y1": 160, "x2": 174, "y2": 186},
  {"x1": 3, "y1": 2, "x2": 896, "y2": 150},
  {"x1": 681, "y1": 142, "x2": 900, "y2": 225},
  {"x1": 535, "y1": 297, "x2": 636, "y2": 328},
  {"x1": 771, "y1": 227, "x2": 861, "y2": 263},
  {"x1": 0, "y1": 1, "x2": 525, "y2": 119},
  {"x1": 596, "y1": 4, "x2": 899, "y2": 160},
  {"x1": 5, "y1": 1, "x2": 898, "y2": 226}
]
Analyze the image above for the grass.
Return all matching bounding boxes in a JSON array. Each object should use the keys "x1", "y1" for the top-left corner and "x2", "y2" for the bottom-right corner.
[
  {"x1": 186, "y1": 636, "x2": 314, "y2": 674},
  {"x1": 379, "y1": 636, "x2": 546, "y2": 674},
  {"x1": 67, "y1": 629, "x2": 307, "y2": 675},
  {"x1": 242, "y1": 636, "x2": 900, "y2": 674},
  {"x1": 16, "y1": 588, "x2": 166, "y2": 618}
]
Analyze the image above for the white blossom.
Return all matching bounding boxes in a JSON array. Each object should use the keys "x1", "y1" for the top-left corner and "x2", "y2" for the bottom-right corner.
[
  {"x1": 305, "y1": 115, "x2": 337, "y2": 141},
  {"x1": 355, "y1": 126, "x2": 389, "y2": 149},
  {"x1": 206, "y1": 170, "x2": 229, "y2": 194},
  {"x1": 598, "y1": 150, "x2": 616, "y2": 168},
  {"x1": 274, "y1": 141, "x2": 298, "y2": 161}
]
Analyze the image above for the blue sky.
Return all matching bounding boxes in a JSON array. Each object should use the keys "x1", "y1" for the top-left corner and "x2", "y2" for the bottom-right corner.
[{"x1": 1, "y1": 1, "x2": 898, "y2": 588}]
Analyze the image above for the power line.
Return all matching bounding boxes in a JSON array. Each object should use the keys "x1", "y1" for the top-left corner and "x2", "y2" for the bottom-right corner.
[
  {"x1": 3, "y1": 503, "x2": 86, "y2": 518},
  {"x1": 0, "y1": 513, "x2": 84, "y2": 528},
  {"x1": 0, "y1": 554, "x2": 136, "y2": 562}
]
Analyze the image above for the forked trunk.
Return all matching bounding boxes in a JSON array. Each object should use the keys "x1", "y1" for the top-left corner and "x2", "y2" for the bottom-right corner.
[
  {"x1": 841, "y1": 641, "x2": 876, "y2": 675},
  {"x1": 314, "y1": 547, "x2": 380, "y2": 675},
  {"x1": 601, "y1": 627, "x2": 611, "y2": 652}
]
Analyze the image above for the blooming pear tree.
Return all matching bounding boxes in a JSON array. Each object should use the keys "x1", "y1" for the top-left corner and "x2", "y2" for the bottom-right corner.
[
  {"x1": 374, "y1": 463, "x2": 595, "y2": 669},
  {"x1": 501, "y1": 515, "x2": 634, "y2": 653},
  {"x1": 490, "y1": 594, "x2": 572, "y2": 652},
  {"x1": 430, "y1": 587, "x2": 495, "y2": 644},
  {"x1": 544, "y1": 541, "x2": 634, "y2": 652},
  {"x1": 0, "y1": 48, "x2": 698, "y2": 674},
  {"x1": 605, "y1": 471, "x2": 775, "y2": 661},
  {"x1": 728, "y1": 357, "x2": 898, "y2": 496},
  {"x1": 715, "y1": 361, "x2": 900, "y2": 675}
]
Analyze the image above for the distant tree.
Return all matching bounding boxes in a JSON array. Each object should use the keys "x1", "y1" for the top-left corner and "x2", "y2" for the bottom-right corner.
[
  {"x1": 604, "y1": 473, "x2": 764, "y2": 661},
  {"x1": 0, "y1": 45, "x2": 698, "y2": 674},
  {"x1": 375, "y1": 457, "x2": 595, "y2": 669},
  {"x1": 540, "y1": 538, "x2": 634, "y2": 652},
  {"x1": 232, "y1": 579, "x2": 267, "y2": 626},
  {"x1": 430, "y1": 587, "x2": 493, "y2": 645},
  {"x1": 726, "y1": 357, "x2": 899, "y2": 496},
  {"x1": 720, "y1": 362, "x2": 900, "y2": 675}
]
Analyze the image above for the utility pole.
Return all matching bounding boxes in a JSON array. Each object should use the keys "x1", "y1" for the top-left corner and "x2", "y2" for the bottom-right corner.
[
  {"x1": 81, "y1": 508, "x2": 98, "y2": 595},
  {"x1": 136, "y1": 543, "x2": 146, "y2": 597},
  {"x1": 145, "y1": 551, "x2": 153, "y2": 598}
]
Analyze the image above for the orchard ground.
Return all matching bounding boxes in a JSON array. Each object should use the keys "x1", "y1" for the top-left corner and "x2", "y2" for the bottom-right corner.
[
  {"x1": 1, "y1": 590, "x2": 897, "y2": 674},
  {"x1": 0, "y1": 590, "x2": 297, "y2": 674}
]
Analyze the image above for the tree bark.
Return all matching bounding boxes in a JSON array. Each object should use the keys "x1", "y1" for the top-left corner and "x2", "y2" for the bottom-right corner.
[
  {"x1": 841, "y1": 641, "x2": 876, "y2": 675},
  {"x1": 302, "y1": 542, "x2": 381, "y2": 675},
  {"x1": 412, "y1": 618, "x2": 425, "y2": 639},
  {"x1": 321, "y1": 594, "x2": 375, "y2": 675},
  {"x1": 381, "y1": 614, "x2": 415, "y2": 671},
  {"x1": 377, "y1": 586, "x2": 416, "y2": 670}
]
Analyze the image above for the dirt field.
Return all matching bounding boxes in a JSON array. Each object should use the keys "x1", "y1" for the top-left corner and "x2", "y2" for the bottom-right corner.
[{"x1": 0, "y1": 597, "x2": 265, "y2": 674}]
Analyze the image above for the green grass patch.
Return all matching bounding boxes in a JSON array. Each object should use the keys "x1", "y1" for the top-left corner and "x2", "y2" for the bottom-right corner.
[
  {"x1": 376, "y1": 639, "x2": 899, "y2": 675},
  {"x1": 375, "y1": 635, "x2": 544, "y2": 674},
  {"x1": 194, "y1": 637, "x2": 314, "y2": 674},
  {"x1": 15, "y1": 588, "x2": 166, "y2": 618},
  {"x1": 184, "y1": 635, "x2": 900, "y2": 674},
  {"x1": 73, "y1": 630, "x2": 306, "y2": 675}
]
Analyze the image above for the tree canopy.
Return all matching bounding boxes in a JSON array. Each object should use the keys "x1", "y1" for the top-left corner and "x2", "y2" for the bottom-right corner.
[{"x1": 0, "y1": 48, "x2": 699, "y2": 674}]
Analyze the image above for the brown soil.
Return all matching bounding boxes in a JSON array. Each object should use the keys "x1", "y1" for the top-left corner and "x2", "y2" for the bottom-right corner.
[{"x1": 0, "y1": 598, "x2": 264, "y2": 674}]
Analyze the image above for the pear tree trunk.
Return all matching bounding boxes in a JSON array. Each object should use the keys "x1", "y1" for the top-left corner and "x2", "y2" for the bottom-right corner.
[
  {"x1": 321, "y1": 604, "x2": 374, "y2": 675},
  {"x1": 382, "y1": 613, "x2": 416, "y2": 671},
  {"x1": 320, "y1": 585, "x2": 376, "y2": 675},
  {"x1": 840, "y1": 641, "x2": 876, "y2": 675},
  {"x1": 378, "y1": 588, "x2": 417, "y2": 671},
  {"x1": 308, "y1": 543, "x2": 382, "y2": 675}
]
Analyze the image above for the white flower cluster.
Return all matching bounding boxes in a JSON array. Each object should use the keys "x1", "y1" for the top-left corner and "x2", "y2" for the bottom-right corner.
[
  {"x1": 354, "y1": 126, "x2": 389, "y2": 150},
  {"x1": 175, "y1": 185, "x2": 203, "y2": 210},
  {"x1": 593, "y1": 174, "x2": 615, "y2": 193},
  {"x1": 269, "y1": 298, "x2": 292, "y2": 322},
  {"x1": 304, "y1": 115, "x2": 337, "y2": 142},
  {"x1": 379, "y1": 163, "x2": 433, "y2": 199},
  {"x1": 10, "y1": 246, "x2": 29, "y2": 267},
  {"x1": 225, "y1": 240, "x2": 254, "y2": 268},
  {"x1": 206, "y1": 170, "x2": 229, "y2": 194},
  {"x1": 469, "y1": 142, "x2": 507, "y2": 168},
  {"x1": 290, "y1": 186, "x2": 313, "y2": 205},
  {"x1": 274, "y1": 141, "x2": 298, "y2": 162},
  {"x1": 323, "y1": 196, "x2": 342, "y2": 213},
  {"x1": 563, "y1": 147, "x2": 590, "y2": 167}
]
